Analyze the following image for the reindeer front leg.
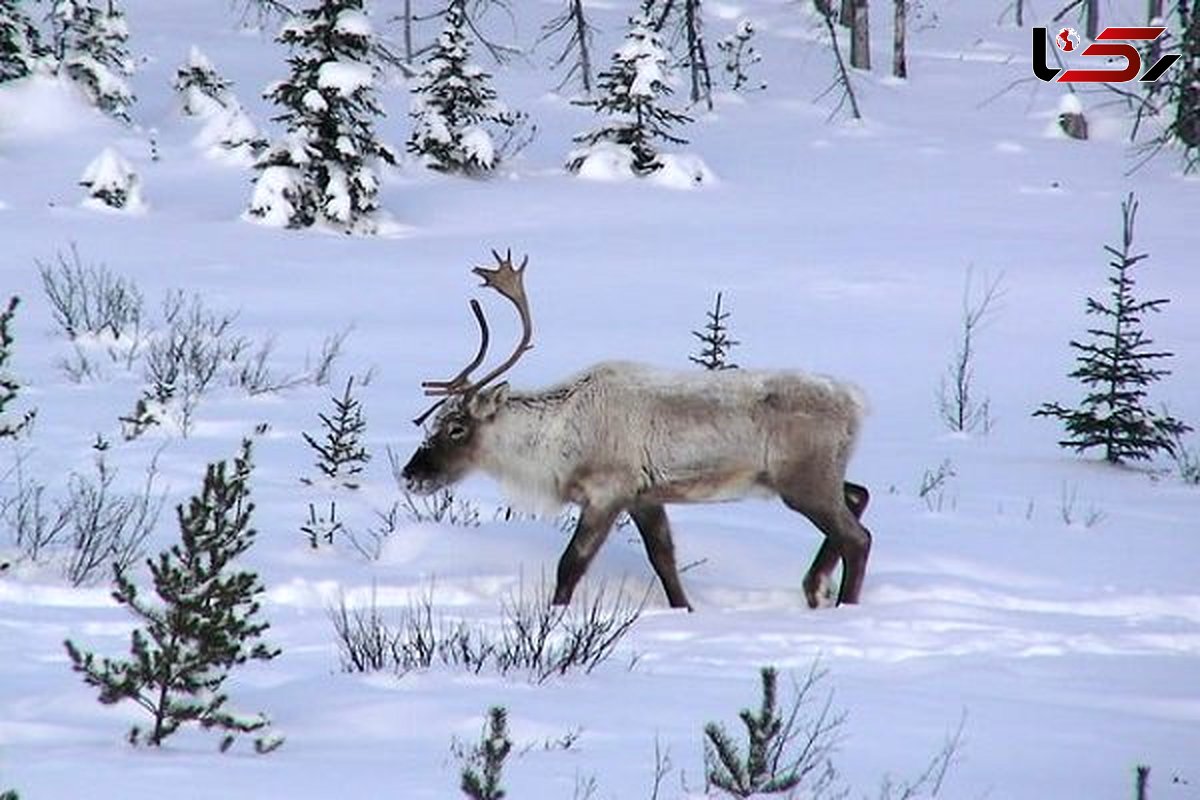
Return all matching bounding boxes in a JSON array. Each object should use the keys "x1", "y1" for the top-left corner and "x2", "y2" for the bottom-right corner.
[
  {"x1": 552, "y1": 503, "x2": 621, "y2": 605},
  {"x1": 629, "y1": 503, "x2": 692, "y2": 610}
]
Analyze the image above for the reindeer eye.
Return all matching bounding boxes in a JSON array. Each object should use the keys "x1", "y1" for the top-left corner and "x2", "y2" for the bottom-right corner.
[{"x1": 447, "y1": 423, "x2": 468, "y2": 441}]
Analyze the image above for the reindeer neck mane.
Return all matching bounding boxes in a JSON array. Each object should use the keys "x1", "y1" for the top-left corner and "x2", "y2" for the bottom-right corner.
[{"x1": 477, "y1": 372, "x2": 594, "y2": 512}]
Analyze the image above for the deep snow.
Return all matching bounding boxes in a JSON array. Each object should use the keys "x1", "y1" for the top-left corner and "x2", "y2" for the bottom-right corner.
[{"x1": 1, "y1": 1, "x2": 1198, "y2": 799}]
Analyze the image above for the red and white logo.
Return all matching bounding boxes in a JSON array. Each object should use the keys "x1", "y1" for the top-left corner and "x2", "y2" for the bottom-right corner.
[{"x1": 1055, "y1": 27, "x2": 1080, "y2": 52}]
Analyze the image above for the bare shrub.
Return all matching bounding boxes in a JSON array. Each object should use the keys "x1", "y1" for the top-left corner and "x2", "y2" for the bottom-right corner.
[
  {"x1": 0, "y1": 455, "x2": 69, "y2": 563},
  {"x1": 1169, "y1": 428, "x2": 1200, "y2": 485},
  {"x1": 875, "y1": 713, "x2": 964, "y2": 799},
  {"x1": 37, "y1": 245, "x2": 144, "y2": 342},
  {"x1": 59, "y1": 455, "x2": 165, "y2": 586},
  {"x1": 345, "y1": 502, "x2": 401, "y2": 561},
  {"x1": 143, "y1": 291, "x2": 247, "y2": 434},
  {"x1": 938, "y1": 270, "x2": 1002, "y2": 435},
  {"x1": 330, "y1": 577, "x2": 646, "y2": 682},
  {"x1": 307, "y1": 327, "x2": 349, "y2": 387},
  {"x1": 300, "y1": 500, "x2": 344, "y2": 549},
  {"x1": 386, "y1": 446, "x2": 481, "y2": 526},
  {"x1": 917, "y1": 459, "x2": 955, "y2": 512},
  {"x1": 1059, "y1": 483, "x2": 1105, "y2": 529},
  {"x1": 232, "y1": 326, "x2": 349, "y2": 395},
  {"x1": 329, "y1": 586, "x2": 399, "y2": 672}
]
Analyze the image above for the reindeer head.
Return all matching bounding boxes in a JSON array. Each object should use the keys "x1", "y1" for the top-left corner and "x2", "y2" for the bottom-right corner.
[{"x1": 401, "y1": 250, "x2": 532, "y2": 496}]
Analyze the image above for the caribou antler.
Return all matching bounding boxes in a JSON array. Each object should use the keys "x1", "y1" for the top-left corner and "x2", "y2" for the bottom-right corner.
[
  {"x1": 412, "y1": 249, "x2": 534, "y2": 426},
  {"x1": 421, "y1": 299, "x2": 490, "y2": 397},
  {"x1": 465, "y1": 249, "x2": 533, "y2": 391}
]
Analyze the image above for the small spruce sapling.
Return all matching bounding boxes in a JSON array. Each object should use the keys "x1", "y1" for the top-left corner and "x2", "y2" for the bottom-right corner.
[
  {"x1": 567, "y1": 1, "x2": 692, "y2": 176},
  {"x1": 690, "y1": 291, "x2": 739, "y2": 370},
  {"x1": 1034, "y1": 194, "x2": 1191, "y2": 464},
  {"x1": 302, "y1": 376, "x2": 370, "y2": 488},
  {"x1": 173, "y1": 46, "x2": 233, "y2": 117},
  {"x1": 703, "y1": 666, "x2": 841, "y2": 798},
  {"x1": 459, "y1": 706, "x2": 512, "y2": 800},
  {"x1": 63, "y1": 440, "x2": 282, "y2": 752},
  {"x1": 717, "y1": 19, "x2": 765, "y2": 92},
  {"x1": 80, "y1": 147, "x2": 144, "y2": 211},
  {"x1": 0, "y1": 297, "x2": 35, "y2": 439}
]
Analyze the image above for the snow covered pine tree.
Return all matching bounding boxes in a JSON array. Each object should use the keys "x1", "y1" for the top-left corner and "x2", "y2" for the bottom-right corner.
[
  {"x1": 248, "y1": 0, "x2": 395, "y2": 233},
  {"x1": 174, "y1": 46, "x2": 233, "y2": 118},
  {"x1": 0, "y1": 0, "x2": 42, "y2": 82},
  {"x1": 407, "y1": 0, "x2": 522, "y2": 175},
  {"x1": 50, "y1": 0, "x2": 135, "y2": 121},
  {"x1": 173, "y1": 47, "x2": 266, "y2": 162},
  {"x1": 567, "y1": 0, "x2": 691, "y2": 176},
  {"x1": 80, "y1": 146, "x2": 144, "y2": 211}
]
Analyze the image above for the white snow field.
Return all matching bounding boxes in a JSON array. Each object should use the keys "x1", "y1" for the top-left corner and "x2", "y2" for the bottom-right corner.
[{"x1": 1, "y1": 1, "x2": 1198, "y2": 799}]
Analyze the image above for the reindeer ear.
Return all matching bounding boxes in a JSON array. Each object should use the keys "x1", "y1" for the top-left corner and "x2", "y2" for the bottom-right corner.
[{"x1": 467, "y1": 383, "x2": 510, "y2": 419}]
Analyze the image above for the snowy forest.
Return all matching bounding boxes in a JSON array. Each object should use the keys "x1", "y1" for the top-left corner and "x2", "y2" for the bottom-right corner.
[{"x1": 1, "y1": 0, "x2": 1198, "y2": 798}]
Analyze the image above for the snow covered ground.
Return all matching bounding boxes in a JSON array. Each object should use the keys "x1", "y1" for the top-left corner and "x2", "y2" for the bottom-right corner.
[{"x1": 1, "y1": 1, "x2": 1198, "y2": 798}]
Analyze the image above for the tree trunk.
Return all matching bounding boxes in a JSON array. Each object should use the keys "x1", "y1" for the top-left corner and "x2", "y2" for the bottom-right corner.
[
  {"x1": 1016, "y1": 0, "x2": 1024, "y2": 27},
  {"x1": 571, "y1": 0, "x2": 593, "y2": 94},
  {"x1": 892, "y1": 0, "x2": 906, "y2": 78},
  {"x1": 1147, "y1": 0, "x2": 1163, "y2": 61},
  {"x1": 685, "y1": 0, "x2": 713, "y2": 108},
  {"x1": 839, "y1": 0, "x2": 855, "y2": 27},
  {"x1": 403, "y1": 0, "x2": 413, "y2": 63},
  {"x1": 850, "y1": 0, "x2": 871, "y2": 70},
  {"x1": 1085, "y1": 0, "x2": 1099, "y2": 40}
]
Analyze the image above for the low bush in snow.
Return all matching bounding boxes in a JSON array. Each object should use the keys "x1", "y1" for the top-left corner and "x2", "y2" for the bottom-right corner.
[{"x1": 330, "y1": 577, "x2": 645, "y2": 682}]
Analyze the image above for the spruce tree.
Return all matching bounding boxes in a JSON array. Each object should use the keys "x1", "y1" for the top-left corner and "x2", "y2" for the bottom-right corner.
[
  {"x1": 80, "y1": 146, "x2": 143, "y2": 211},
  {"x1": 407, "y1": 0, "x2": 521, "y2": 175},
  {"x1": 64, "y1": 440, "x2": 282, "y2": 751},
  {"x1": 459, "y1": 706, "x2": 512, "y2": 800},
  {"x1": 690, "y1": 291, "x2": 739, "y2": 370},
  {"x1": 1035, "y1": 194, "x2": 1191, "y2": 464},
  {"x1": 174, "y1": 47, "x2": 267, "y2": 160},
  {"x1": 704, "y1": 668, "x2": 803, "y2": 797},
  {"x1": 567, "y1": 1, "x2": 691, "y2": 176},
  {"x1": 302, "y1": 376, "x2": 370, "y2": 488},
  {"x1": 248, "y1": 0, "x2": 395, "y2": 233},
  {"x1": 173, "y1": 46, "x2": 233, "y2": 117},
  {"x1": 1, "y1": 297, "x2": 35, "y2": 439},
  {"x1": 1168, "y1": 1, "x2": 1199, "y2": 172},
  {"x1": 0, "y1": 0, "x2": 42, "y2": 82},
  {"x1": 51, "y1": 0, "x2": 135, "y2": 122}
]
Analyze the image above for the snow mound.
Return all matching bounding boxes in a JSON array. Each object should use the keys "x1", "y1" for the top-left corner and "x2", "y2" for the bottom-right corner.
[
  {"x1": 317, "y1": 61, "x2": 375, "y2": 97},
  {"x1": 0, "y1": 74, "x2": 110, "y2": 141},
  {"x1": 570, "y1": 141, "x2": 716, "y2": 189}
]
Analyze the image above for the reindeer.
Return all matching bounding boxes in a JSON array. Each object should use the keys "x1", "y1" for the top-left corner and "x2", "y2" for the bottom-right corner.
[{"x1": 401, "y1": 251, "x2": 873, "y2": 611}]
